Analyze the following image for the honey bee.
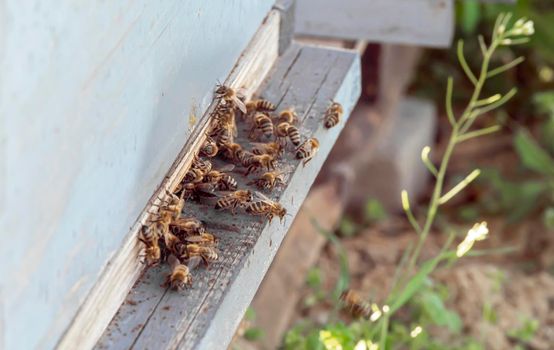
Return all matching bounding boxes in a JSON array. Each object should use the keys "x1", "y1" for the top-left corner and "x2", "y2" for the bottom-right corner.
[
  {"x1": 215, "y1": 190, "x2": 253, "y2": 214},
  {"x1": 247, "y1": 171, "x2": 286, "y2": 191},
  {"x1": 163, "y1": 231, "x2": 183, "y2": 252},
  {"x1": 179, "y1": 182, "x2": 217, "y2": 200},
  {"x1": 165, "y1": 255, "x2": 192, "y2": 291},
  {"x1": 275, "y1": 122, "x2": 301, "y2": 147},
  {"x1": 340, "y1": 289, "x2": 371, "y2": 319},
  {"x1": 278, "y1": 107, "x2": 298, "y2": 124},
  {"x1": 220, "y1": 142, "x2": 242, "y2": 161},
  {"x1": 324, "y1": 101, "x2": 343, "y2": 129},
  {"x1": 184, "y1": 232, "x2": 217, "y2": 246},
  {"x1": 296, "y1": 138, "x2": 319, "y2": 166},
  {"x1": 170, "y1": 216, "x2": 205, "y2": 236},
  {"x1": 202, "y1": 164, "x2": 237, "y2": 191},
  {"x1": 192, "y1": 156, "x2": 213, "y2": 174},
  {"x1": 139, "y1": 225, "x2": 161, "y2": 266},
  {"x1": 242, "y1": 154, "x2": 276, "y2": 176},
  {"x1": 250, "y1": 141, "x2": 283, "y2": 157},
  {"x1": 246, "y1": 99, "x2": 277, "y2": 114},
  {"x1": 250, "y1": 113, "x2": 274, "y2": 140},
  {"x1": 200, "y1": 136, "x2": 219, "y2": 158},
  {"x1": 214, "y1": 84, "x2": 247, "y2": 114},
  {"x1": 184, "y1": 243, "x2": 219, "y2": 265},
  {"x1": 245, "y1": 191, "x2": 287, "y2": 223}
]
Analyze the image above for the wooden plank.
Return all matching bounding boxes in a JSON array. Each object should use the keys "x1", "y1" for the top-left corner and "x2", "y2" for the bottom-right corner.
[
  {"x1": 56, "y1": 9, "x2": 280, "y2": 350},
  {"x1": 295, "y1": 0, "x2": 454, "y2": 48},
  {"x1": 95, "y1": 43, "x2": 361, "y2": 350}
]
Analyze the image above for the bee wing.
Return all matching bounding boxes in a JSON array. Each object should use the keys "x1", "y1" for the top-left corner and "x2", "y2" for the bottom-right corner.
[
  {"x1": 184, "y1": 235, "x2": 204, "y2": 243},
  {"x1": 186, "y1": 256, "x2": 202, "y2": 270},
  {"x1": 253, "y1": 190, "x2": 272, "y2": 202},
  {"x1": 217, "y1": 164, "x2": 235, "y2": 172},
  {"x1": 232, "y1": 96, "x2": 247, "y2": 114}
]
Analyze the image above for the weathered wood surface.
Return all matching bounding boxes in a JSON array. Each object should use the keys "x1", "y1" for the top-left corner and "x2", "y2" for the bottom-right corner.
[
  {"x1": 57, "y1": 9, "x2": 281, "y2": 350},
  {"x1": 0, "y1": 1, "x2": 275, "y2": 349},
  {"x1": 295, "y1": 0, "x2": 454, "y2": 48},
  {"x1": 95, "y1": 43, "x2": 361, "y2": 350}
]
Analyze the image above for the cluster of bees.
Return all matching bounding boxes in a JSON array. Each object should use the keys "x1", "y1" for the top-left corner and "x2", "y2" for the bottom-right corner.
[{"x1": 139, "y1": 83, "x2": 344, "y2": 292}]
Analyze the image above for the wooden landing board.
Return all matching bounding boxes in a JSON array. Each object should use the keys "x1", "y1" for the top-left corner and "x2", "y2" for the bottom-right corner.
[
  {"x1": 95, "y1": 43, "x2": 361, "y2": 350},
  {"x1": 295, "y1": 0, "x2": 454, "y2": 48}
]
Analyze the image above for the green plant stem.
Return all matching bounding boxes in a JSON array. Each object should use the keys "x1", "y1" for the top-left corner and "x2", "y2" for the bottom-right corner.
[
  {"x1": 406, "y1": 41, "x2": 496, "y2": 273},
  {"x1": 379, "y1": 314, "x2": 390, "y2": 350}
]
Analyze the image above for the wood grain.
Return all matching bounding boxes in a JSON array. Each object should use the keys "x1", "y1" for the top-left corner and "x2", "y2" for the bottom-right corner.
[{"x1": 95, "y1": 43, "x2": 361, "y2": 350}]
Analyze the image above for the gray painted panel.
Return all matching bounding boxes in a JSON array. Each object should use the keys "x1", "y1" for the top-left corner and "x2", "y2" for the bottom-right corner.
[
  {"x1": 295, "y1": 0, "x2": 454, "y2": 47},
  {"x1": 0, "y1": 1, "x2": 273, "y2": 349}
]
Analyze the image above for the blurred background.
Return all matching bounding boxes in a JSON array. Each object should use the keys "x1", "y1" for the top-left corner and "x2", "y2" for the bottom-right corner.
[{"x1": 232, "y1": 1, "x2": 554, "y2": 349}]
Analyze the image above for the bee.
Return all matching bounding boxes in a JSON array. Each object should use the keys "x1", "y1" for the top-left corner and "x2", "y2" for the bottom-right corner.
[
  {"x1": 324, "y1": 101, "x2": 343, "y2": 128},
  {"x1": 340, "y1": 289, "x2": 371, "y2": 319},
  {"x1": 192, "y1": 156, "x2": 213, "y2": 174},
  {"x1": 247, "y1": 171, "x2": 286, "y2": 191},
  {"x1": 246, "y1": 99, "x2": 276, "y2": 114},
  {"x1": 184, "y1": 232, "x2": 217, "y2": 246},
  {"x1": 245, "y1": 191, "x2": 287, "y2": 223},
  {"x1": 296, "y1": 138, "x2": 319, "y2": 166},
  {"x1": 139, "y1": 225, "x2": 161, "y2": 266},
  {"x1": 184, "y1": 243, "x2": 219, "y2": 265},
  {"x1": 242, "y1": 154, "x2": 276, "y2": 176},
  {"x1": 200, "y1": 136, "x2": 219, "y2": 158},
  {"x1": 202, "y1": 164, "x2": 237, "y2": 191},
  {"x1": 278, "y1": 107, "x2": 298, "y2": 124},
  {"x1": 163, "y1": 231, "x2": 183, "y2": 252},
  {"x1": 215, "y1": 190, "x2": 253, "y2": 214},
  {"x1": 275, "y1": 122, "x2": 301, "y2": 147},
  {"x1": 214, "y1": 84, "x2": 247, "y2": 114},
  {"x1": 250, "y1": 113, "x2": 274, "y2": 140},
  {"x1": 165, "y1": 255, "x2": 192, "y2": 291},
  {"x1": 220, "y1": 142, "x2": 242, "y2": 161},
  {"x1": 171, "y1": 217, "x2": 205, "y2": 236},
  {"x1": 250, "y1": 142, "x2": 283, "y2": 157}
]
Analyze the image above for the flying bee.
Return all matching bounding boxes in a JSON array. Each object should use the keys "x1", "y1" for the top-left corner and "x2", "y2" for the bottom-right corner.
[
  {"x1": 164, "y1": 255, "x2": 192, "y2": 291},
  {"x1": 200, "y1": 136, "x2": 219, "y2": 158},
  {"x1": 245, "y1": 191, "x2": 287, "y2": 223},
  {"x1": 247, "y1": 171, "x2": 286, "y2": 191},
  {"x1": 340, "y1": 289, "x2": 371, "y2": 319},
  {"x1": 214, "y1": 84, "x2": 247, "y2": 114},
  {"x1": 215, "y1": 190, "x2": 253, "y2": 214},
  {"x1": 278, "y1": 107, "x2": 298, "y2": 124},
  {"x1": 184, "y1": 243, "x2": 219, "y2": 265},
  {"x1": 296, "y1": 138, "x2": 319, "y2": 166},
  {"x1": 139, "y1": 225, "x2": 161, "y2": 266},
  {"x1": 250, "y1": 141, "x2": 283, "y2": 157},
  {"x1": 170, "y1": 216, "x2": 205, "y2": 236},
  {"x1": 184, "y1": 232, "x2": 217, "y2": 246},
  {"x1": 324, "y1": 101, "x2": 343, "y2": 129},
  {"x1": 249, "y1": 113, "x2": 274, "y2": 140},
  {"x1": 242, "y1": 154, "x2": 276, "y2": 176},
  {"x1": 246, "y1": 99, "x2": 276, "y2": 114}
]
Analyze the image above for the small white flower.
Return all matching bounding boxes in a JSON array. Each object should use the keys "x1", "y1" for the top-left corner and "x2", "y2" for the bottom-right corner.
[
  {"x1": 467, "y1": 221, "x2": 489, "y2": 241},
  {"x1": 456, "y1": 222, "x2": 489, "y2": 257},
  {"x1": 410, "y1": 326, "x2": 423, "y2": 338},
  {"x1": 501, "y1": 39, "x2": 512, "y2": 45},
  {"x1": 511, "y1": 28, "x2": 523, "y2": 36},
  {"x1": 514, "y1": 18, "x2": 526, "y2": 28},
  {"x1": 522, "y1": 21, "x2": 534, "y2": 36},
  {"x1": 498, "y1": 24, "x2": 506, "y2": 34}
]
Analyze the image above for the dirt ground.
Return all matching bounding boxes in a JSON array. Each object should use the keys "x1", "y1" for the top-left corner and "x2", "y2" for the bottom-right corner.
[{"x1": 286, "y1": 118, "x2": 554, "y2": 349}]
